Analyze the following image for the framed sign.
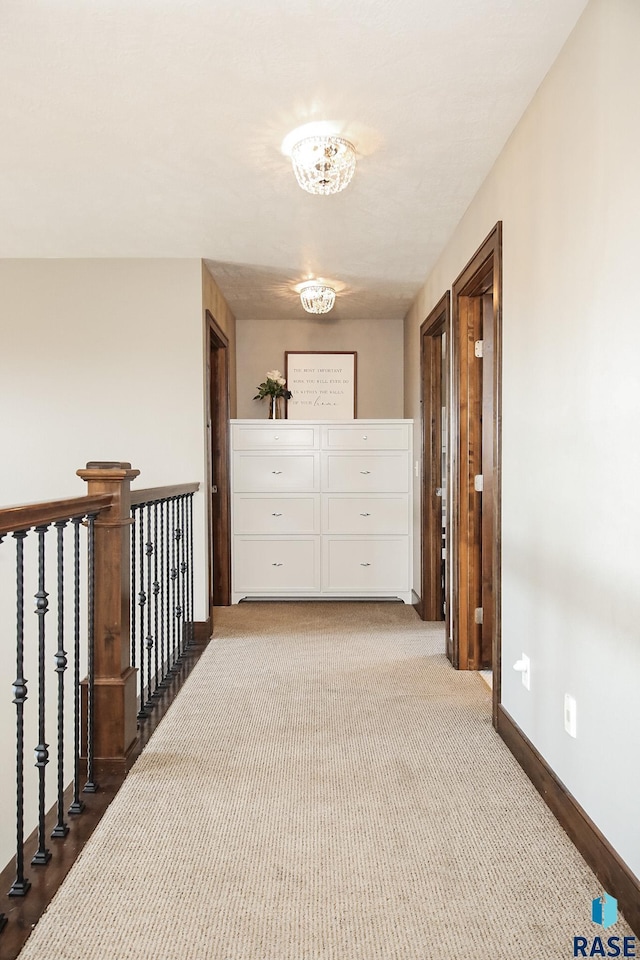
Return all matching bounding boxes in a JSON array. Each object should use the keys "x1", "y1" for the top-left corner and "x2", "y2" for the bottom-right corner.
[{"x1": 285, "y1": 352, "x2": 357, "y2": 420}]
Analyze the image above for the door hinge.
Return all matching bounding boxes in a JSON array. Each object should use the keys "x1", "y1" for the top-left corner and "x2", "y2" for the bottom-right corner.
[
  {"x1": 211, "y1": 485, "x2": 218, "y2": 494},
  {"x1": 474, "y1": 474, "x2": 483, "y2": 492},
  {"x1": 474, "y1": 339, "x2": 484, "y2": 358},
  {"x1": 475, "y1": 607, "x2": 483, "y2": 625}
]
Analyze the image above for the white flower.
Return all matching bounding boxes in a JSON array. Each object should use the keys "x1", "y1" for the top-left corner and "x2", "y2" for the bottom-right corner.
[
  {"x1": 266, "y1": 369, "x2": 282, "y2": 380},
  {"x1": 276, "y1": 377, "x2": 286, "y2": 386}
]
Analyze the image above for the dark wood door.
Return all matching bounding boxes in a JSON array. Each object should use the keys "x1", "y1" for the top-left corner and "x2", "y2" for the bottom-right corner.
[
  {"x1": 207, "y1": 312, "x2": 231, "y2": 607},
  {"x1": 451, "y1": 223, "x2": 502, "y2": 723},
  {"x1": 419, "y1": 293, "x2": 450, "y2": 631}
]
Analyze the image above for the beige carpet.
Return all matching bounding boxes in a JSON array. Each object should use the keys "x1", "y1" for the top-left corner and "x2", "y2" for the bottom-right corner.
[{"x1": 17, "y1": 603, "x2": 630, "y2": 959}]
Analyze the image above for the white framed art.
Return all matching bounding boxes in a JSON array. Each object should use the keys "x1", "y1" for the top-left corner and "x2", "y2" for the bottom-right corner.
[{"x1": 285, "y1": 351, "x2": 357, "y2": 420}]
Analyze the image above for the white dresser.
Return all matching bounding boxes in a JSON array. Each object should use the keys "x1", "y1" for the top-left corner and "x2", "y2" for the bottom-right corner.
[{"x1": 231, "y1": 419, "x2": 413, "y2": 603}]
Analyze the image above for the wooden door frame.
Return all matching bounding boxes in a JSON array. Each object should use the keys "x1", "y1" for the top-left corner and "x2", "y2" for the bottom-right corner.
[
  {"x1": 451, "y1": 222, "x2": 502, "y2": 723},
  {"x1": 206, "y1": 310, "x2": 231, "y2": 609},
  {"x1": 418, "y1": 292, "x2": 450, "y2": 630}
]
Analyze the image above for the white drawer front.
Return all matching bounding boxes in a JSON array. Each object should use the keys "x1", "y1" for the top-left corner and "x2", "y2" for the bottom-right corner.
[
  {"x1": 323, "y1": 453, "x2": 409, "y2": 492},
  {"x1": 234, "y1": 496, "x2": 319, "y2": 535},
  {"x1": 322, "y1": 424, "x2": 410, "y2": 450},
  {"x1": 233, "y1": 452, "x2": 319, "y2": 492},
  {"x1": 323, "y1": 538, "x2": 409, "y2": 592},
  {"x1": 323, "y1": 496, "x2": 409, "y2": 535},
  {"x1": 232, "y1": 425, "x2": 318, "y2": 450},
  {"x1": 234, "y1": 538, "x2": 320, "y2": 593}
]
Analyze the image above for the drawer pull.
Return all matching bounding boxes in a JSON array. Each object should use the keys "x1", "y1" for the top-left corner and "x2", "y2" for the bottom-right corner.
[
  {"x1": 362, "y1": 435, "x2": 368, "y2": 440},
  {"x1": 273, "y1": 435, "x2": 279, "y2": 439},
  {"x1": 360, "y1": 562, "x2": 371, "y2": 567},
  {"x1": 360, "y1": 470, "x2": 371, "y2": 475},
  {"x1": 271, "y1": 470, "x2": 283, "y2": 475},
  {"x1": 360, "y1": 512, "x2": 371, "y2": 517},
  {"x1": 271, "y1": 512, "x2": 283, "y2": 517},
  {"x1": 272, "y1": 562, "x2": 283, "y2": 567}
]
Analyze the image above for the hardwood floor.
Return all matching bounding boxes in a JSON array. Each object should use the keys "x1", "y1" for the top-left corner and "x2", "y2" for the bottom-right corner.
[{"x1": 0, "y1": 632, "x2": 210, "y2": 960}]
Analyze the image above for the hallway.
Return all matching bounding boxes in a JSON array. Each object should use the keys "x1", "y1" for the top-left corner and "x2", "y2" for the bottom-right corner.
[{"x1": 16, "y1": 603, "x2": 629, "y2": 959}]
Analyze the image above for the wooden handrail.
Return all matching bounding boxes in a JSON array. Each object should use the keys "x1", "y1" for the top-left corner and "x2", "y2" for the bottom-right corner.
[
  {"x1": 0, "y1": 493, "x2": 115, "y2": 536},
  {"x1": 130, "y1": 482, "x2": 199, "y2": 505}
]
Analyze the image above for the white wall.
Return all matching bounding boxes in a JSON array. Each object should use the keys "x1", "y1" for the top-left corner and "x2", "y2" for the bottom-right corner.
[
  {"x1": 404, "y1": 0, "x2": 640, "y2": 877},
  {"x1": 236, "y1": 315, "x2": 404, "y2": 419}
]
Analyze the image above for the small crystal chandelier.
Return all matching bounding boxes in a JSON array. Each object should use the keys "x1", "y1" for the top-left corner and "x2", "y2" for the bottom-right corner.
[
  {"x1": 291, "y1": 136, "x2": 356, "y2": 195},
  {"x1": 299, "y1": 281, "x2": 336, "y2": 314}
]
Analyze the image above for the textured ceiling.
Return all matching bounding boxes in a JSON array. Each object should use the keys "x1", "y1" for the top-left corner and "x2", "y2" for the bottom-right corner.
[{"x1": 1, "y1": 0, "x2": 588, "y2": 320}]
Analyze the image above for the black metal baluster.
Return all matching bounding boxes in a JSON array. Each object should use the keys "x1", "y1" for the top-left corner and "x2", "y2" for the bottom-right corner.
[
  {"x1": 189, "y1": 493, "x2": 195, "y2": 647},
  {"x1": 152, "y1": 502, "x2": 161, "y2": 697},
  {"x1": 137, "y1": 505, "x2": 148, "y2": 719},
  {"x1": 84, "y1": 513, "x2": 98, "y2": 794},
  {"x1": 170, "y1": 498, "x2": 178, "y2": 671},
  {"x1": 144, "y1": 504, "x2": 154, "y2": 710},
  {"x1": 32, "y1": 524, "x2": 51, "y2": 866},
  {"x1": 68, "y1": 517, "x2": 84, "y2": 815},
  {"x1": 130, "y1": 504, "x2": 137, "y2": 670},
  {"x1": 184, "y1": 494, "x2": 192, "y2": 647},
  {"x1": 9, "y1": 529, "x2": 30, "y2": 896},
  {"x1": 0, "y1": 537, "x2": 6, "y2": 926},
  {"x1": 158, "y1": 499, "x2": 168, "y2": 687},
  {"x1": 51, "y1": 520, "x2": 69, "y2": 839},
  {"x1": 176, "y1": 496, "x2": 184, "y2": 661}
]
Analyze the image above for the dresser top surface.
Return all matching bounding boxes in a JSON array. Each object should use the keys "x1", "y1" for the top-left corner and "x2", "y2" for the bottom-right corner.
[{"x1": 231, "y1": 419, "x2": 413, "y2": 425}]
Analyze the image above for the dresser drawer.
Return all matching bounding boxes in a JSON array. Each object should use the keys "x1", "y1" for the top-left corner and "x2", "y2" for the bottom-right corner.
[
  {"x1": 322, "y1": 423, "x2": 410, "y2": 450},
  {"x1": 323, "y1": 496, "x2": 409, "y2": 535},
  {"x1": 322, "y1": 452, "x2": 409, "y2": 492},
  {"x1": 233, "y1": 452, "x2": 319, "y2": 492},
  {"x1": 323, "y1": 538, "x2": 409, "y2": 592},
  {"x1": 234, "y1": 495, "x2": 319, "y2": 535},
  {"x1": 232, "y1": 424, "x2": 318, "y2": 450},
  {"x1": 233, "y1": 538, "x2": 320, "y2": 593}
]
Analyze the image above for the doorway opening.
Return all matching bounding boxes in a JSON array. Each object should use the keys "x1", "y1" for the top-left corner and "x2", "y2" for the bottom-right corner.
[
  {"x1": 451, "y1": 223, "x2": 502, "y2": 724},
  {"x1": 418, "y1": 293, "x2": 451, "y2": 643},
  {"x1": 206, "y1": 310, "x2": 231, "y2": 609}
]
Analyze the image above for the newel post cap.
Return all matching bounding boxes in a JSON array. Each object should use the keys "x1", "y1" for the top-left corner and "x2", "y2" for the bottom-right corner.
[{"x1": 77, "y1": 461, "x2": 141, "y2": 482}]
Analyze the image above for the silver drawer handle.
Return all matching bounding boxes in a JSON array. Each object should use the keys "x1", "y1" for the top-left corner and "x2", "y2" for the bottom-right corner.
[
  {"x1": 360, "y1": 562, "x2": 371, "y2": 567},
  {"x1": 272, "y1": 562, "x2": 283, "y2": 567},
  {"x1": 271, "y1": 470, "x2": 283, "y2": 475},
  {"x1": 360, "y1": 512, "x2": 371, "y2": 517},
  {"x1": 362, "y1": 435, "x2": 368, "y2": 440},
  {"x1": 360, "y1": 470, "x2": 371, "y2": 475},
  {"x1": 271, "y1": 512, "x2": 283, "y2": 517}
]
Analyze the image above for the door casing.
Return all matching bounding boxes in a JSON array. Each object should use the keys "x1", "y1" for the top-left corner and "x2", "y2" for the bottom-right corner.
[
  {"x1": 450, "y1": 223, "x2": 502, "y2": 724},
  {"x1": 206, "y1": 310, "x2": 231, "y2": 609}
]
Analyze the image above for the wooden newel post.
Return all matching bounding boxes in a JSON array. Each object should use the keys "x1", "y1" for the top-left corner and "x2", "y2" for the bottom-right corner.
[{"x1": 77, "y1": 461, "x2": 140, "y2": 770}]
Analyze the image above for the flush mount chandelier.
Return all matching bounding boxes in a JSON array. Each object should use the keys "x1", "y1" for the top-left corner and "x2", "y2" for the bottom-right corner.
[
  {"x1": 291, "y1": 135, "x2": 357, "y2": 195},
  {"x1": 299, "y1": 281, "x2": 336, "y2": 314}
]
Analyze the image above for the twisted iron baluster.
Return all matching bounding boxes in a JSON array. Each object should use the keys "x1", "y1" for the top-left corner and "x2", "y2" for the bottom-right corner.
[
  {"x1": 137, "y1": 504, "x2": 148, "y2": 719},
  {"x1": 144, "y1": 504, "x2": 154, "y2": 710},
  {"x1": 51, "y1": 520, "x2": 69, "y2": 839},
  {"x1": 68, "y1": 517, "x2": 84, "y2": 814},
  {"x1": 185, "y1": 494, "x2": 193, "y2": 646},
  {"x1": 83, "y1": 513, "x2": 98, "y2": 793},
  {"x1": 152, "y1": 501, "x2": 161, "y2": 697},
  {"x1": 170, "y1": 498, "x2": 178, "y2": 671},
  {"x1": 159, "y1": 498, "x2": 169, "y2": 687},
  {"x1": 0, "y1": 537, "x2": 6, "y2": 925},
  {"x1": 31, "y1": 524, "x2": 51, "y2": 866},
  {"x1": 9, "y1": 530, "x2": 30, "y2": 895},
  {"x1": 176, "y1": 497, "x2": 184, "y2": 661},
  {"x1": 130, "y1": 504, "x2": 137, "y2": 670}
]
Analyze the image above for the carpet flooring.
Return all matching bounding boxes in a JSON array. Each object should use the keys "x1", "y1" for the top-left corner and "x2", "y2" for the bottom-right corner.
[{"x1": 16, "y1": 603, "x2": 631, "y2": 959}]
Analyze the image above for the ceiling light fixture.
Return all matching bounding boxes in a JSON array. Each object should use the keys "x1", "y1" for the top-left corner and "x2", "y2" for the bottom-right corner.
[
  {"x1": 299, "y1": 281, "x2": 336, "y2": 314},
  {"x1": 291, "y1": 136, "x2": 356, "y2": 195}
]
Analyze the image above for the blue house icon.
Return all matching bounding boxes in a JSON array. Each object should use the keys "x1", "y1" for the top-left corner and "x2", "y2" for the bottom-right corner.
[{"x1": 592, "y1": 893, "x2": 618, "y2": 929}]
